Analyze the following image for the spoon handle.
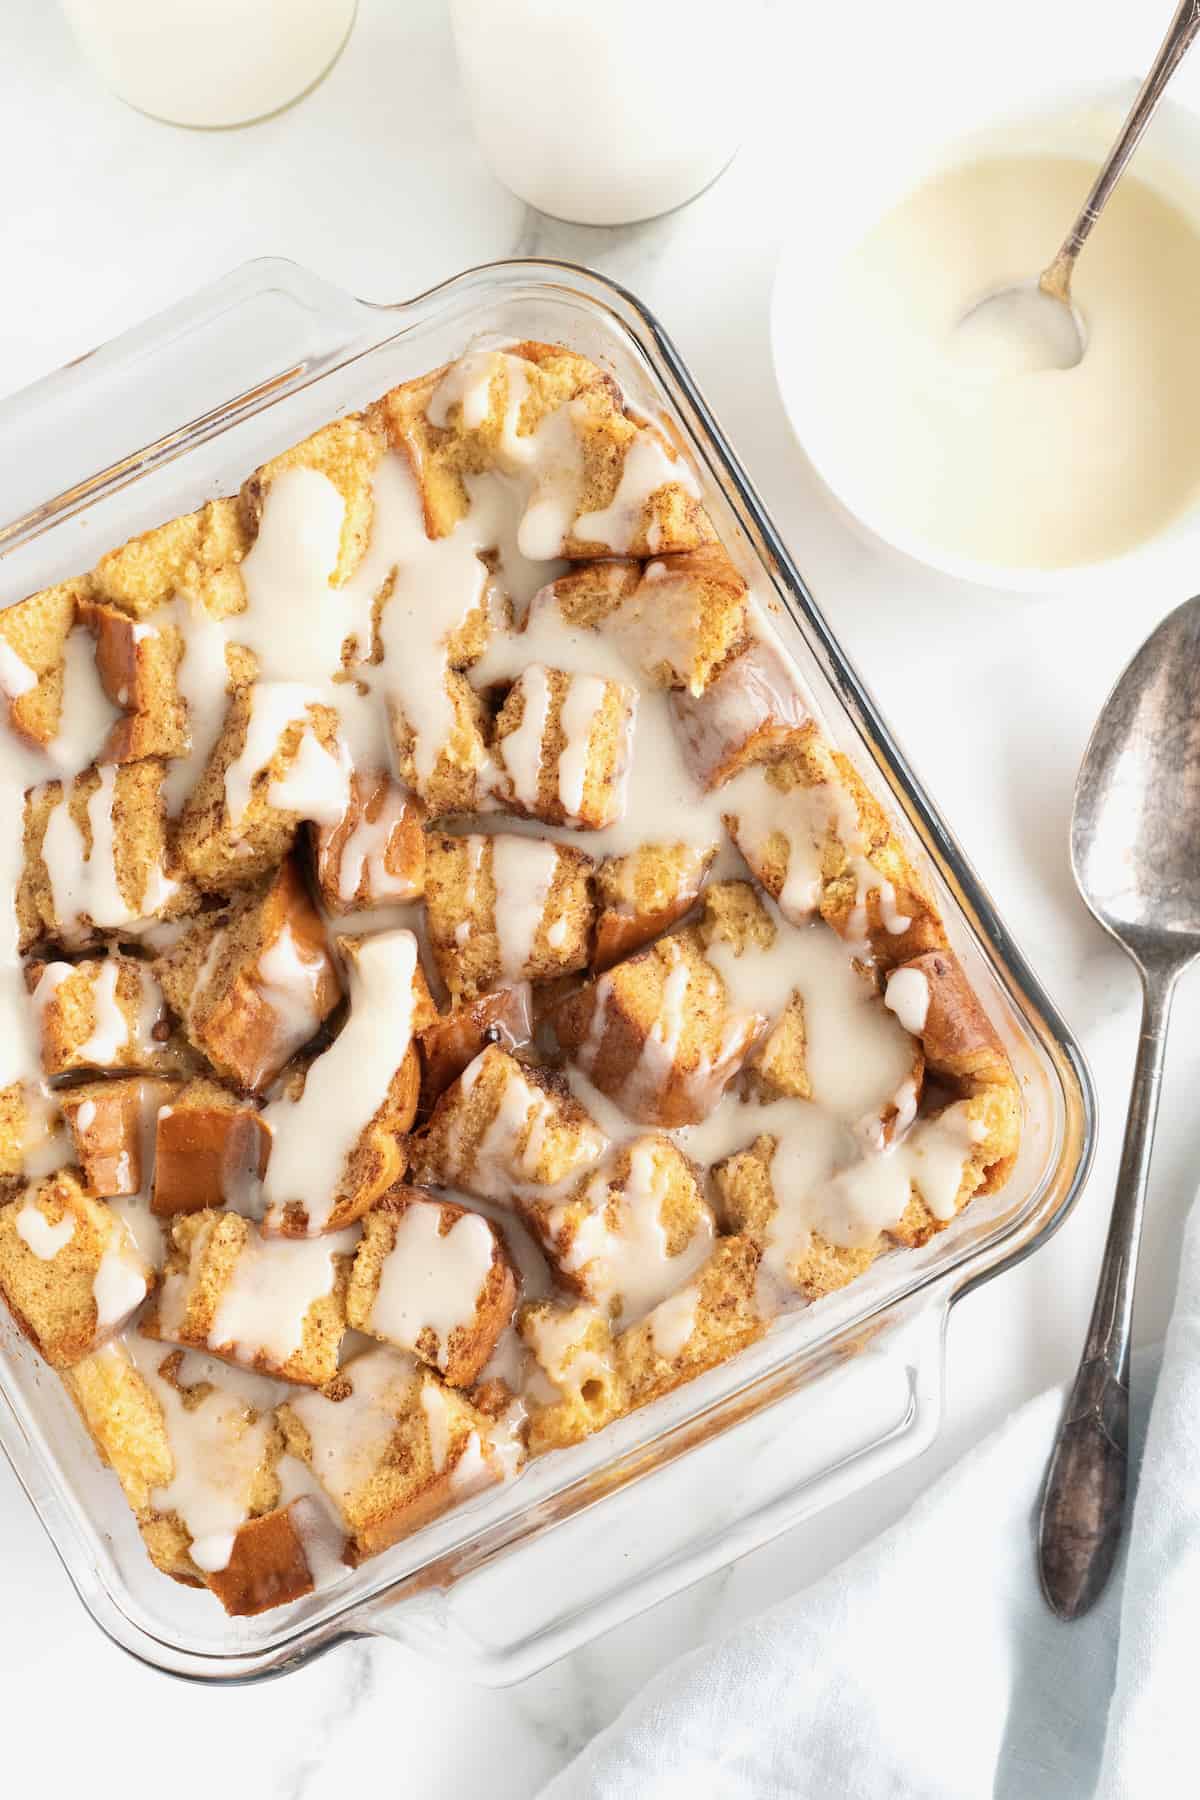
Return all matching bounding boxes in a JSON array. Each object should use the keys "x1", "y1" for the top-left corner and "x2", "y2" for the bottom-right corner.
[
  {"x1": 1038, "y1": 965, "x2": 1176, "y2": 1619},
  {"x1": 1041, "y1": 0, "x2": 1200, "y2": 300}
]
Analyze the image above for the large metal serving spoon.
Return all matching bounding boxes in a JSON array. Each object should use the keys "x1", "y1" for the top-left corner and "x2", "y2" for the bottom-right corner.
[
  {"x1": 957, "y1": 0, "x2": 1200, "y2": 374},
  {"x1": 1039, "y1": 594, "x2": 1200, "y2": 1618}
]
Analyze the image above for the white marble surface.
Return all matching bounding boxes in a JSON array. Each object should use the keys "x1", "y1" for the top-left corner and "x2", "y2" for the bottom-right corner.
[{"x1": 5, "y1": 1, "x2": 1200, "y2": 1793}]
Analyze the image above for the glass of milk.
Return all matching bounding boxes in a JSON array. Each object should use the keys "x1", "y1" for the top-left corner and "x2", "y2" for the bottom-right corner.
[
  {"x1": 449, "y1": 0, "x2": 758, "y2": 226},
  {"x1": 60, "y1": 0, "x2": 357, "y2": 129}
]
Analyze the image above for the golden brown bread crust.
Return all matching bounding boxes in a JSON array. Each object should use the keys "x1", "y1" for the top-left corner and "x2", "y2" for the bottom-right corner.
[
  {"x1": 204, "y1": 1508, "x2": 315, "y2": 1617},
  {"x1": 61, "y1": 1076, "x2": 179, "y2": 1197},
  {"x1": 591, "y1": 842, "x2": 715, "y2": 973},
  {"x1": 417, "y1": 984, "x2": 534, "y2": 1111},
  {"x1": 80, "y1": 597, "x2": 189, "y2": 762},
  {"x1": 151, "y1": 1078, "x2": 270, "y2": 1216}
]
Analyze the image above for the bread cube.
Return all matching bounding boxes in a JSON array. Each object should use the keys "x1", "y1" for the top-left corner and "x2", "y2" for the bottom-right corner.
[
  {"x1": 527, "y1": 559, "x2": 642, "y2": 633},
  {"x1": 387, "y1": 667, "x2": 493, "y2": 818},
  {"x1": 59, "y1": 1076, "x2": 179, "y2": 1197},
  {"x1": 155, "y1": 855, "x2": 341, "y2": 1093},
  {"x1": 411, "y1": 1045, "x2": 607, "y2": 1202},
  {"x1": 0, "y1": 578, "x2": 82, "y2": 749},
  {"x1": 90, "y1": 497, "x2": 250, "y2": 621},
  {"x1": 18, "y1": 761, "x2": 195, "y2": 952},
  {"x1": 372, "y1": 342, "x2": 616, "y2": 539},
  {"x1": 311, "y1": 768, "x2": 425, "y2": 913},
  {"x1": 518, "y1": 1300, "x2": 622, "y2": 1453},
  {"x1": 258, "y1": 929, "x2": 437, "y2": 1236},
  {"x1": 175, "y1": 682, "x2": 350, "y2": 893},
  {"x1": 418, "y1": 984, "x2": 534, "y2": 1109},
  {"x1": 278, "y1": 1346, "x2": 503, "y2": 1564},
  {"x1": 555, "y1": 930, "x2": 763, "y2": 1128},
  {"x1": 722, "y1": 736, "x2": 945, "y2": 968},
  {"x1": 670, "y1": 628, "x2": 815, "y2": 789},
  {"x1": 607, "y1": 547, "x2": 749, "y2": 698},
  {"x1": 424, "y1": 832, "x2": 594, "y2": 1004},
  {"x1": 491, "y1": 665, "x2": 636, "y2": 830},
  {"x1": 0, "y1": 1170, "x2": 155, "y2": 1366},
  {"x1": 29, "y1": 953, "x2": 174, "y2": 1078},
  {"x1": 65, "y1": 1336, "x2": 314, "y2": 1613},
  {"x1": 152, "y1": 1077, "x2": 270, "y2": 1216},
  {"x1": 375, "y1": 342, "x2": 712, "y2": 559},
  {"x1": 346, "y1": 1188, "x2": 516, "y2": 1386},
  {"x1": 592, "y1": 842, "x2": 714, "y2": 972},
  {"x1": 240, "y1": 414, "x2": 385, "y2": 591},
  {"x1": 613, "y1": 1236, "x2": 765, "y2": 1413},
  {"x1": 143, "y1": 1209, "x2": 354, "y2": 1386},
  {"x1": 526, "y1": 1137, "x2": 716, "y2": 1325}
]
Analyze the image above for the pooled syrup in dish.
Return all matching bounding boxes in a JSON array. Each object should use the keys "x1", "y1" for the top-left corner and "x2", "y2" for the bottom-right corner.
[{"x1": 811, "y1": 154, "x2": 1200, "y2": 569}]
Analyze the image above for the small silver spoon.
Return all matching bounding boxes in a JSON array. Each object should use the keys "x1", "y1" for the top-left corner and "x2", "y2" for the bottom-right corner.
[
  {"x1": 958, "y1": 0, "x2": 1200, "y2": 373},
  {"x1": 1039, "y1": 594, "x2": 1200, "y2": 1619}
]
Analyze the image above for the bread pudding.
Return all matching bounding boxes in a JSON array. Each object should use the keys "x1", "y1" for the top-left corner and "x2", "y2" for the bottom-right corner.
[{"x1": 0, "y1": 340, "x2": 1020, "y2": 1616}]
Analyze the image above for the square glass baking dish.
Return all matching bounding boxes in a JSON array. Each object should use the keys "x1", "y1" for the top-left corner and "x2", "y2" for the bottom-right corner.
[{"x1": 0, "y1": 257, "x2": 1094, "y2": 1686}]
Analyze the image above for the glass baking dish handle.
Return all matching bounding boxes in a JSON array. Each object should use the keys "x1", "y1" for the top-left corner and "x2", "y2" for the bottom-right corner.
[{"x1": 358, "y1": 1301, "x2": 946, "y2": 1686}]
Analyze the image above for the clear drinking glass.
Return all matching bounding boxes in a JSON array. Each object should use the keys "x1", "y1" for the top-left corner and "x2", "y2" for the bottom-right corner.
[
  {"x1": 449, "y1": 0, "x2": 759, "y2": 224},
  {"x1": 59, "y1": 0, "x2": 357, "y2": 129}
]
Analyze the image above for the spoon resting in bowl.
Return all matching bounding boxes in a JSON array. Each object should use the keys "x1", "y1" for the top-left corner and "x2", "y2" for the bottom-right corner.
[{"x1": 956, "y1": 0, "x2": 1200, "y2": 374}]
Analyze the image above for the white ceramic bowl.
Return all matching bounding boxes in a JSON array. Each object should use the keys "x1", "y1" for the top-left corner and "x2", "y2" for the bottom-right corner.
[{"x1": 771, "y1": 82, "x2": 1200, "y2": 596}]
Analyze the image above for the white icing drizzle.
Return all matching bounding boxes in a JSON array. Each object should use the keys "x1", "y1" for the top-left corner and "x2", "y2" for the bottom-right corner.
[
  {"x1": 646, "y1": 1282, "x2": 700, "y2": 1359},
  {"x1": 205, "y1": 1224, "x2": 359, "y2": 1367},
  {"x1": 365, "y1": 1200, "x2": 497, "y2": 1370},
  {"x1": 0, "y1": 637, "x2": 36, "y2": 700},
  {"x1": 558, "y1": 672, "x2": 622, "y2": 822},
  {"x1": 254, "y1": 921, "x2": 333, "y2": 1071},
  {"x1": 335, "y1": 779, "x2": 421, "y2": 904},
  {"x1": 260, "y1": 929, "x2": 419, "y2": 1234},
  {"x1": 551, "y1": 1137, "x2": 715, "y2": 1328},
  {"x1": 15, "y1": 1201, "x2": 76, "y2": 1259},
  {"x1": 41, "y1": 764, "x2": 138, "y2": 937},
  {"x1": 499, "y1": 664, "x2": 553, "y2": 810},
  {"x1": 886, "y1": 967, "x2": 931, "y2": 1035},
  {"x1": 76, "y1": 958, "x2": 129, "y2": 1066},
  {"x1": 491, "y1": 835, "x2": 560, "y2": 977},
  {"x1": 267, "y1": 727, "x2": 353, "y2": 825},
  {"x1": 704, "y1": 902, "x2": 917, "y2": 1125},
  {"x1": 284, "y1": 1346, "x2": 419, "y2": 1520},
  {"x1": 91, "y1": 1220, "x2": 152, "y2": 1331},
  {"x1": 223, "y1": 682, "x2": 326, "y2": 828},
  {"x1": 573, "y1": 433, "x2": 700, "y2": 551},
  {"x1": 44, "y1": 628, "x2": 122, "y2": 775}
]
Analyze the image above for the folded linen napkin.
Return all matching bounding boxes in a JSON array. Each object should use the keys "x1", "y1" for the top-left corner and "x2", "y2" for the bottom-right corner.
[{"x1": 541, "y1": 1199, "x2": 1200, "y2": 1800}]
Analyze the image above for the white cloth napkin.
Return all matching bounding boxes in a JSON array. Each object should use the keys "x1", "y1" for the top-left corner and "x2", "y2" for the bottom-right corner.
[{"x1": 541, "y1": 1198, "x2": 1200, "y2": 1800}]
